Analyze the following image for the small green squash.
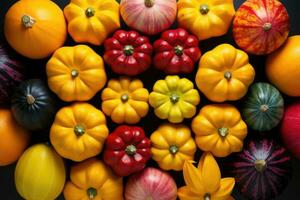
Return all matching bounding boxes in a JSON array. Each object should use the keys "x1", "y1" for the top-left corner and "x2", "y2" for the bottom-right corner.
[{"x1": 242, "y1": 82, "x2": 284, "y2": 132}]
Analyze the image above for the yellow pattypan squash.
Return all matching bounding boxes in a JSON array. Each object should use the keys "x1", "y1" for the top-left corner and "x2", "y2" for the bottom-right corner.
[
  {"x1": 149, "y1": 76, "x2": 200, "y2": 123},
  {"x1": 151, "y1": 123, "x2": 197, "y2": 171},
  {"x1": 64, "y1": 0, "x2": 120, "y2": 45},
  {"x1": 47, "y1": 45, "x2": 107, "y2": 102},
  {"x1": 101, "y1": 77, "x2": 149, "y2": 124},
  {"x1": 178, "y1": 152, "x2": 235, "y2": 200},
  {"x1": 195, "y1": 44, "x2": 255, "y2": 102},
  {"x1": 177, "y1": 0, "x2": 235, "y2": 40},
  {"x1": 192, "y1": 104, "x2": 247, "y2": 157}
]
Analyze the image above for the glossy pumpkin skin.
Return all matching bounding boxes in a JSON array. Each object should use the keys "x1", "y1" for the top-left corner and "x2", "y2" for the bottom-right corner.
[
  {"x1": 233, "y1": 0, "x2": 290, "y2": 55},
  {"x1": 15, "y1": 144, "x2": 66, "y2": 200},
  {"x1": 177, "y1": 0, "x2": 235, "y2": 41},
  {"x1": 150, "y1": 123, "x2": 196, "y2": 171},
  {"x1": 50, "y1": 103, "x2": 109, "y2": 162},
  {"x1": 46, "y1": 45, "x2": 107, "y2": 102},
  {"x1": 266, "y1": 36, "x2": 300, "y2": 96},
  {"x1": 149, "y1": 75, "x2": 200, "y2": 123},
  {"x1": 196, "y1": 44, "x2": 255, "y2": 102},
  {"x1": 0, "y1": 109, "x2": 30, "y2": 166},
  {"x1": 101, "y1": 77, "x2": 149, "y2": 124},
  {"x1": 230, "y1": 139, "x2": 292, "y2": 200},
  {"x1": 11, "y1": 79, "x2": 57, "y2": 131},
  {"x1": 4, "y1": 0, "x2": 67, "y2": 59},
  {"x1": 120, "y1": 0, "x2": 177, "y2": 35},
  {"x1": 192, "y1": 104, "x2": 248, "y2": 157},
  {"x1": 64, "y1": 0, "x2": 120, "y2": 45},
  {"x1": 64, "y1": 158, "x2": 123, "y2": 200},
  {"x1": 242, "y1": 82, "x2": 284, "y2": 132}
]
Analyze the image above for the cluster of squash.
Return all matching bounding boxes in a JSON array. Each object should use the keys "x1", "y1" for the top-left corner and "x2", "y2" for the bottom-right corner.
[{"x1": 1, "y1": 0, "x2": 300, "y2": 200}]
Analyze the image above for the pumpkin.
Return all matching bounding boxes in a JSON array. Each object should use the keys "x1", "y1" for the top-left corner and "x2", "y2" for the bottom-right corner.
[
  {"x1": 0, "y1": 45, "x2": 24, "y2": 103},
  {"x1": 0, "y1": 108, "x2": 29, "y2": 166},
  {"x1": 195, "y1": 44, "x2": 255, "y2": 102},
  {"x1": 120, "y1": 0, "x2": 177, "y2": 35},
  {"x1": 242, "y1": 82, "x2": 284, "y2": 132},
  {"x1": 15, "y1": 143, "x2": 66, "y2": 200},
  {"x1": 11, "y1": 79, "x2": 57, "y2": 131},
  {"x1": 233, "y1": 0, "x2": 290, "y2": 55},
  {"x1": 150, "y1": 123, "x2": 196, "y2": 171},
  {"x1": 192, "y1": 104, "x2": 248, "y2": 157},
  {"x1": 230, "y1": 139, "x2": 292, "y2": 200},
  {"x1": 101, "y1": 77, "x2": 149, "y2": 124},
  {"x1": 266, "y1": 36, "x2": 300, "y2": 96},
  {"x1": 149, "y1": 75, "x2": 200, "y2": 123},
  {"x1": 64, "y1": 158, "x2": 123, "y2": 200},
  {"x1": 64, "y1": 0, "x2": 120, "y2": 45},
  {"x1": 177, "y1": 0, "x2": 235, "y2": 41},
  {"x1": 4, "y1": 0, "x2": 67, "y2": 59},
  {"x1": 46, "y1": 45, "x2": 107, "y2": 102},
  {"x1": 50, "y1": 102, "x2": 109, "y2": 162}
]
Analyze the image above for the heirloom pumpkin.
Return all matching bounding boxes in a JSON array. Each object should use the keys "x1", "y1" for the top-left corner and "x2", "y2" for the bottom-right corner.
[
  {"x1": 4, "y1": 0, "x2": 67, "y2": 59},
  {"x1": 64, "y1": 158, "x2": 123, "y2": 200},
  {"x1": 120, "y1": 0, "x2": 177, "y2": 35},
  {"x1": 177, "y1": 0, "x2": 235, "y2": 41},
  {"x1": 242, "y1": 82, "x2": 284, "y2": 132},
  {"x1": 101, "y1": 77, "x2": 149, "y2": 124},
  {"x1": 151, "y1": 123, "x2": 196, "y2": 171},
  {"x1": 192, "y1": 104, "x2": 248, "y2": 157},
  {"x1": 46, "y1": 45, "x2": 107, "y2": 102},
  {"x1": 15, "y1": 144, "x2": 66, "y2": 200},
  {"x1": 50, "y1": 103, "x2": 109, "y2": 162},
  {"x1": 195, "y1": 44, "x2": 255, "y2": 102},
  {"x1": 149, "y1": 76, "x2": 200, "y2": 123},
  {"x1": 64, "y1": 0, "x2": 120, "y2": 45}
]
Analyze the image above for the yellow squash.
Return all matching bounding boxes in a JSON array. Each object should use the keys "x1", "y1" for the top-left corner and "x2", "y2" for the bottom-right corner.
[
  {"x1": 15, "y1": 144, "x2": 66, "y2": 200},
  {"x1": 151, "y1": 123, "x2": 196, "y2": 171},
  {"x1": 101, "y1": 77, "x2": 149, "y2": 124},
  {"x1": 50, "y1": 103, "x2": 109, "y2": 162},
  {"x1": 64, "y1": 0, "x2": 120, "y2": 45},
  {"x1": 192, "y1": 104, "x2": 248, "y2": 157},
  {"x1": 46, "y1": 45, "x2": 107, "y2": 102},
  {"x1": 177, "y1": 0, "x2": 235, "y2": 40},
  {"x1": 195, "y1": 44, "x2": 255, "y2": 102},
  {"x1": 149, "y1": 75, "x2": 200, "y2": 123},
  {"x1": 64, "y1": 158, "x2": 123, "y2": 200}
]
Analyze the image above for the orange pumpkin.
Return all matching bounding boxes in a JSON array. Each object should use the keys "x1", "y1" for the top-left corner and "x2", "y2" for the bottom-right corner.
[
  {"x1": 0, "y1": 108, "x2": 30, "y2": 166},
  {"x1": 4, "y1": 0, "x2": 67, "y2": 59}
]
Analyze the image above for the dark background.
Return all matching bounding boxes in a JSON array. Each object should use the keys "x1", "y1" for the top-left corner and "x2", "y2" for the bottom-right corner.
[{"x1": 1, "y1": 0, "x2": 300, "y2": 199}]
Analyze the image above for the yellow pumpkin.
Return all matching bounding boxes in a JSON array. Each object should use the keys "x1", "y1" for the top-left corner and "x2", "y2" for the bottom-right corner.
[
  {"x1": 177, "y1": 0, "x2": 235, "y2": 40},
  {"x1": 101, "y1": 77, "x2": 149, "y2": 124},
  {"x1": 50, "y1": 103, "x2": 109, "y2": 162},
  {"x1": 15, "y1": 144, "x2": 66, "y2": 200},
  {"x1": 46, "y1": 45, "x2": 107, "y2": 102},
  {"x1": 64, "y1": 158, "x2": 123, "y2": 200},
  {"x1": 195, "y1": 44, "x2": 255, "y2": 102},
  {"x1": 149, "y1": 75, "x2": 200, "y2": 123},
  {"x1": 151, "y1": 123, "x2": 196, "y2": 171},
  {"x1": 192, "y1": 104, "x2": 248, "y2": 157},
  {"x1": 64, "y1": 0, "x2": 120, "y2": 45}
]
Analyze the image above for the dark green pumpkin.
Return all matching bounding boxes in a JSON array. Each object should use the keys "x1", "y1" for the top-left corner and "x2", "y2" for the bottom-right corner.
[
  {"x1": 242, "y1": 82, "x2": 284, "y2": 132},
  {"x1": 11, "y1": 79, "x2": 57, "y2": 131}
]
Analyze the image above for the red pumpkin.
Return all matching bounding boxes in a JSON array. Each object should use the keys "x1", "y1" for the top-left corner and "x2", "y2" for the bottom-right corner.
[
  {"x1": 280, "y1": 102, "x2": 300, "y2": 159},
  {"x1": 233, "y1": 0, "x2": 290, "y2": 55}
]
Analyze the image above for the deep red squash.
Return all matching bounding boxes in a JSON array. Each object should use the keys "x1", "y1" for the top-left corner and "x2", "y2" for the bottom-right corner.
[{"x1": 233, "y1": 0, "x2": 290, "y2": 55}]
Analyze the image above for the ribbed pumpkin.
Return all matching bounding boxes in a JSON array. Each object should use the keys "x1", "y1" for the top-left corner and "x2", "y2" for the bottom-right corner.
[{"x1": 242, "y1": 82, "x2": 284, "y2": 132}]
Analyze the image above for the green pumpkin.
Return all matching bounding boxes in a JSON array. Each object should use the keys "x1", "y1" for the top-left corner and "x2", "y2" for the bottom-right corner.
[{"x1": 242, "y1": 82, "x2": 284, "y2": 132}]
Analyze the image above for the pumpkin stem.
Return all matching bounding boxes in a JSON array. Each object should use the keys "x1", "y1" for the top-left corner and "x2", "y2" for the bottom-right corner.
[
  {"x1": 203, "y1": 193, "x2": 211, "y2": 200},
  {"x1": 170, "y1": 93, "x2": 180, "y2": 103},
  {"x1": 255, "y1": 159, "x2": 267, "y2": 172},
  {"x1": 21, "y1": 15, "x2": 36, "y2": 28},
  {"x1": 87, "y1": 187, "x2": 97, "y2": 199},
  {"x1": 200, "y1": 4, "x2": 210, "y2": 15},
  {"x1": 218, "y1": 127, "x2": 229, "y2": 138},
  {"x1": 121, "y1": 93, "x2": 129, "y2": 102},
  {"x1": 71, "y1": 69, "x2": 79, "y2": 78},
  {"x1": 263, "y1": 22, "x2": 272, "y2": 31},
  {"x1": 260, "y1": 104, "x2": 269, "y2": 112},
  {"x1": 146, "y1": 197, "x2": 153, "y2": 200},
  {"x1": 224, "y1": 71, "x2": 232, "y2": 80},
  {"x1": 145, "y1": 0, "x2": 155, "y2": 7},
  {"x1": 74, "y1": 124, "x2": 86, "y2": 136},
  {"x1": 85, "y1": 7, "x2": 95, "y2": 18},
  {"x1": 26, "y1": 94, "x2": 36, "y2": 105},
  {"x1": 174, "y1": 45, "x2": 184, "y2": 56},
  {"x1": 125, "y1": 144, "x2": 137, "y2": 155},
  {"x1": 169, "y1": 145, "x2": 179, "y2": 154},
  {"x1": 124, "y1": 45, "x2": 134, "y2": 56}
]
